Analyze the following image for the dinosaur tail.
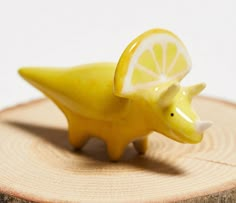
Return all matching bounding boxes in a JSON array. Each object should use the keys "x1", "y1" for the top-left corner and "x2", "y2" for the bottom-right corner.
[{"x1": 19, "y1": 67, "x2": 67, "y2": 102}]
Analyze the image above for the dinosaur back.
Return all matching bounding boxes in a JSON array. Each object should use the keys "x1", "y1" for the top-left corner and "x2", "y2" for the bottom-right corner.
[{"x1": 19, "y1": 63, "x2": 129, "y2": 121}]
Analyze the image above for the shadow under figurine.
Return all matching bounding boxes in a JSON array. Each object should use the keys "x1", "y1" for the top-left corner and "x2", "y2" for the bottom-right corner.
[{"x1": 19, "y1": 29, "x2": 212, "y2": 161}]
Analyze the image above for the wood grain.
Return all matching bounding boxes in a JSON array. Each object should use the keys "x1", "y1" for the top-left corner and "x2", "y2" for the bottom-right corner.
[{"x1": 0, "y1": 96, "x2": 235, "y2": 203}]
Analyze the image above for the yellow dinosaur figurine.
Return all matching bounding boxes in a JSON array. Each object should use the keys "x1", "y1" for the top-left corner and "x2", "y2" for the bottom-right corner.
[{"x1": 19, "y1": 29, "x2": 212, "y2": 161}]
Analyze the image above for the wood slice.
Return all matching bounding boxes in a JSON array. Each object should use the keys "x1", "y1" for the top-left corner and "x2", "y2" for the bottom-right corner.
[{"x1": 0, "y1": 96, "x2": 235, "y2": 203}]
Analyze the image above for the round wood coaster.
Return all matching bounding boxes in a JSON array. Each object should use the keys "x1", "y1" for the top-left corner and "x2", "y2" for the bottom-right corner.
[{"x1": 0, "y1": 96, "x2": 235, "y2": 203}]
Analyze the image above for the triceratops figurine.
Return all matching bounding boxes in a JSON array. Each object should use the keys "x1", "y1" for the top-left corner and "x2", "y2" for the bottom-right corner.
[{"x1": 19, "y1": 29, "x2": 212, "y2": 161}]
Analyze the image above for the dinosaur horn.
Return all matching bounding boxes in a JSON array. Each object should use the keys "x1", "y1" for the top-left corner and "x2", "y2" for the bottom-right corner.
[
  {"x1": 159, "y1": 83, "x2": 180, "y2": 108},
  {"x1": 195, "y1": 120, "x2": 212, "y2": 133},
  {"x1": 185, "y1": 83, "x2": 206, "y2": 98}
]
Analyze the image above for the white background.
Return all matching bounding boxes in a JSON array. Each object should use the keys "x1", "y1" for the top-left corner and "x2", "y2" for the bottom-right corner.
[{"x1": 0, "y1": 0, "x2": 235, "y2": 110}]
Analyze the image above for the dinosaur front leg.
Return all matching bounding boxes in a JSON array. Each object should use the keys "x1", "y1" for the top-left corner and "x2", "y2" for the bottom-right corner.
[
  {"x1": 133, "y1": 136, "x2": 148, "y2": 155},
  {"x1": 106, "y1": 139, "x2": 127, "y2": 161}
]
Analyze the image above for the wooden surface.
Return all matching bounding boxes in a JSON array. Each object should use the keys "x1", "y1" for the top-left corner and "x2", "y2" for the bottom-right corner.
[{"x1": 0, "y1": 97, "x2": 235, "y2": 203}]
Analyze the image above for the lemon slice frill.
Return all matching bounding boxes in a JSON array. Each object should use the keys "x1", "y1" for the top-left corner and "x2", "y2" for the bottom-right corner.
[{"x1": 114, "y1": 29, "x2": 192, "y2": 96}]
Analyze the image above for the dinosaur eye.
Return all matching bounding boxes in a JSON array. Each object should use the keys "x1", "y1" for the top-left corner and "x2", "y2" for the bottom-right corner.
[{"x1": 170, "y1": 113, "x2": 174, "y2": 117}]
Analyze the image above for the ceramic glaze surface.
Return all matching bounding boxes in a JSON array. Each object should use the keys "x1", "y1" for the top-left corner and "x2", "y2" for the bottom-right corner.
[{"x1": 19, "y1": 29, "x2": 212, "y2": 161}]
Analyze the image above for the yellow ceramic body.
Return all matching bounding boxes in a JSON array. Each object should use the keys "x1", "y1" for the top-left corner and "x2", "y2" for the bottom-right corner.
[{"x1": 19, "y1": 63, "x2": 210, "y2": 161}]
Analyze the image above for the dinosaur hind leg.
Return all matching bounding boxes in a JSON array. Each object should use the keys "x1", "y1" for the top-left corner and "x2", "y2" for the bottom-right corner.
[
  {"x1": 69, "y1": 131, "x2": 90, "y2": 150},
  {"x1": 66, "y1": 112, "x2": 90, "y2": 150}
]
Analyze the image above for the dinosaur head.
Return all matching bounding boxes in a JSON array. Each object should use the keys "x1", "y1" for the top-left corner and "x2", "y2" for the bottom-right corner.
[{"x1": 152, "y1": 82, "x2": 212, "y2": 143}]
